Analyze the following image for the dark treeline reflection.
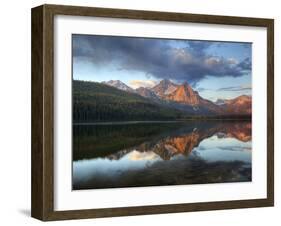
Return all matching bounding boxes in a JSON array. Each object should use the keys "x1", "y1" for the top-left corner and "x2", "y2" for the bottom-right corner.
[{"x1": 73, "y1": 121, "x2": 252, "y2": 190}]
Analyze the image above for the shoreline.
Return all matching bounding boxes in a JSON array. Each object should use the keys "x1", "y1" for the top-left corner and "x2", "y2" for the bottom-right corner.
[{"x1": 73, "y1": 118, "x2": 251, "y2": 125}]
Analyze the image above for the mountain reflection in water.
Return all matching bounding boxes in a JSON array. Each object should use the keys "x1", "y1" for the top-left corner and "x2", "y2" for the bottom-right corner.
[{"x1": 73, "y1": 121, "x2": 252, "y2": 190}]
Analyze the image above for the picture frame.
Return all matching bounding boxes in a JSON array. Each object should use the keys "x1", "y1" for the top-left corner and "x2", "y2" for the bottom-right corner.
[{"x1": 31, "y1": 4, "x2": 274, "y2": 221}]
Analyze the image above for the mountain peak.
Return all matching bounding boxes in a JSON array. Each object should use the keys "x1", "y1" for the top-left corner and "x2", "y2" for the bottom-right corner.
[
  {"x1": 152, "y1": 79, "x2": 179, "y2": 97},
  {"x1": 136, "y1": 87, "x2": 158, "y2": 99},
  {"x1": 215, "y1": 95, "x2": 251, "y2": 106},
  {"x1": 232, "y1": 95, "x2": 251, "y2": 104},
  {"x1": 219, "y1": 95, "x2": 252, "y2": 115},
  {"x1": 102, "y1": 80, "x2": 135, "y2": 92},
  {"x1": 235, "y1": 95, "x2": 251, "y2": 100},
  {"x1": 182, "y1": 81, "x2": 190, "y2": 86},
  {"x1": 166, "y1": 83, "x2": 200, "y2": 106},
  {"x1": 158, "y1": 79, "x2": 178, "y2": 87},
  {"x1": 160, "y1": 78, "x2": 171, "y2": 83}
]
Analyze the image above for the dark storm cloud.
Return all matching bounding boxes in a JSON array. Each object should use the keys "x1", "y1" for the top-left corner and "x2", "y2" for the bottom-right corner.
[
  {"x1": 73, "y1": 35, "x2": 251, "y2": 84},
  {"x1": 187, "y1": 41, "x2": 213, "y2": 56},
  {"x1": 237, "y1": 57, "x2": 252, "y2": 71}
]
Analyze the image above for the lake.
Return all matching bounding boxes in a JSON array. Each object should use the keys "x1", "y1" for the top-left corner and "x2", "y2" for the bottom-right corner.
[{"x1": 72, "y1": 121, "x2": 252, "y2": 190}]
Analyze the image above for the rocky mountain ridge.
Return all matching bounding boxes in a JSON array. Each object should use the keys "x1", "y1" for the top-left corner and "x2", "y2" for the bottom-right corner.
[{"x1": 101, "y1": 79, "x2": 251, "y2": 115}]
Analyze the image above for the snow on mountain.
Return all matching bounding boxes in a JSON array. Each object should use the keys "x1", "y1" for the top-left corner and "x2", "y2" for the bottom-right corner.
[{"x1": 102, "y1": 80, "x2": 135, "y2": 92}]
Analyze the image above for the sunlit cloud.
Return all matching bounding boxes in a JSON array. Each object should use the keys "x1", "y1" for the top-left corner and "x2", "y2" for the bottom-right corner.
[
  {"x1": 227, "y1": 58, "x2": 239, "y2": 65},
  {"x1": 129, "y1": 80, "x2": 158, "y2": 89},
  {"x1": 128, "y1": 150, "x2": 159, "y2": 161}
]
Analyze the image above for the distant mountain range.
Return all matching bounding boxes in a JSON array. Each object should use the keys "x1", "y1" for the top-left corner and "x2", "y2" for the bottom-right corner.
[
  {"x1": 102, "y1": 79, "x2": 251, "y2": 116},
  {"x1": 220, "y1": 95, "x2": 252, "y2": 115},
  {"x1": 73, "y1": 79, "x2": 251, "y2": 122}
]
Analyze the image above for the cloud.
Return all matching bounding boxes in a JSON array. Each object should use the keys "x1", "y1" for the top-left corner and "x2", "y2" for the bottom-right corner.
[
  {"x1": 237, "y1": 57, "x2": 251, "y2": 71},
  {"x1": 129, "y1": 80, "x2": 158, "y2": 89},
  {"x1": 196, "y1": 87, "x2": 210, "y2": 92},
  {"x1": 187, "y1": 41, "x2": 213, "y2": 56},
  {"x1": 217, "y1": 146, "x2": 252, "y2": 152},
  {"x1": 217, "y1": 84, "x2": 252, "y2": 92},
  {"x1": 227, "y1": 58, "x2": 239, "y2": 65},
  {"x1": 128, "y1": 150, "x2": 159, "y2": 161},
  {"x1": 73, "y1": 35, "x2": 252, "y2": 84}
]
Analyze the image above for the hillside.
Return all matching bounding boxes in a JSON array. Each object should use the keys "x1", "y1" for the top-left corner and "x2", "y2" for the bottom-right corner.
[
  {"x1": 220, "y1": 95, "x2": 252, "y2": 115},
  {"x1": 73, "y1": 80, "x2": 186, "y2": 122}
]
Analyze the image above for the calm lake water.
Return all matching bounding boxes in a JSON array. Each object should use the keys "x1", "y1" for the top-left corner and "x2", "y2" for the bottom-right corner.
[{"x1": 72, "y1": 121, "x2": 252, "y2": 190}]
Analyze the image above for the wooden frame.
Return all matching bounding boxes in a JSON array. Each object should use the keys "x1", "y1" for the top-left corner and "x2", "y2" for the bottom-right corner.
[{"x1": 31, "y1": 4, "x2": 274, "y2": 221}]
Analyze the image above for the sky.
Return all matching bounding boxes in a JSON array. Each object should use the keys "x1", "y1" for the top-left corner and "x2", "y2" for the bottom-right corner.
[{"x1": 72, "y1": 34, "x2": 252, "y2": 101}]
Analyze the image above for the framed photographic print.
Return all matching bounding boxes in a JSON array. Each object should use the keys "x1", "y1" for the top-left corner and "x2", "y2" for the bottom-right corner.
[{"x1": 31, "y1": 4, "x2": 274, "y2": 221}]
